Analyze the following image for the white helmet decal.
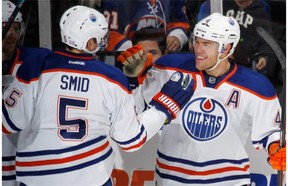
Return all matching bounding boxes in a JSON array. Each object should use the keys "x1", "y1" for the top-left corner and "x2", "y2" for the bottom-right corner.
[
  {"x1": 2, "y1": 0, "x2": 23, "y2": 22},
  {"x1": 60, "y1": 5, "x2": 109, "y2": 54}
]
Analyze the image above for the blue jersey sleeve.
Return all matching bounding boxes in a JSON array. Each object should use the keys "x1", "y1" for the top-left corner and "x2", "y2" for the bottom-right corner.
[
  {"x1": 155, "y1": 53, "x2": 197, "y2": 73},
  {"x1": 229, "y1": 65, "x2": 276, "y2": 98}
]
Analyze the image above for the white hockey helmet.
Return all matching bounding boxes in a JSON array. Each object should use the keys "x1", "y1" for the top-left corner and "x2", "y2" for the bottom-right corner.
[
  {"x1": 2, "y1": 0, "x2": 23, "y2": 23},
  {"x1": 60, "y1": 5, "x2": 109, "y2": 54},
  {"x1": 193, "y1": 13, "x2": 240, "y2": 57}
]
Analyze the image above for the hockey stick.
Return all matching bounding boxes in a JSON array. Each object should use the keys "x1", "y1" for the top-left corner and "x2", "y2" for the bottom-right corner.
[
  {"x1": 2, "y1": 0, "x2": 26, "y2": 41},
  {"x1": 256, "y1": 26, "x2": 286, "y2": 186},
  {"x1": 20, "y1": 0, "x2": 33, "y2": 45}
]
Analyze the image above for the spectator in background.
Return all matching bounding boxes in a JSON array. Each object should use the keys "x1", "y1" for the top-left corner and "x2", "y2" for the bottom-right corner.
[
  {"x1": 197, "y1": 0, "x2": 277, "y2": 81},
  {"x1": 115, "y1": 27, "x2": 167, "y2": 92},
  {"x1": 101, "y1": 0, "x2": 190, "y2": 53},
  {"x1": 2, "y1": 1, "x2": 51, "y2": 185},
  {"x1": 132, "y1": 27, "x2": 166, "y2": 63},
  {"x1": 185, "y1": 0, "x2": 206, "y2": 36}
]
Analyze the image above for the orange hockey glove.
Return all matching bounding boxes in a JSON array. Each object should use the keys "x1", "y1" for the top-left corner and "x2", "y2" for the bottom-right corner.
[
  {"x1": 117, "y1": 45, "x2": 152, "y2": 88},
  {"x1": 268, "y1": 141, "x2": 286, "y2": 171}
]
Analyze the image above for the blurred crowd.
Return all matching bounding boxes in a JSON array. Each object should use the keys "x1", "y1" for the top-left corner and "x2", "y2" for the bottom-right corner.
[{"x1": 8, "y1": 0, "x2": 286, "y2": 97}]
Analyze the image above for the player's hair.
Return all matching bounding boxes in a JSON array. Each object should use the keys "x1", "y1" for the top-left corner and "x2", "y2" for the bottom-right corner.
[{"x1": 132, "y1": 27, "x2": 166, "y2": 54}]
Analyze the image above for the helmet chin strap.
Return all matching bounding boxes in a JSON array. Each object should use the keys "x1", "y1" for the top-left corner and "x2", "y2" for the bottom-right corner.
[{"x1": 207, "y1": 54, "x2": 230, "y2": 71}]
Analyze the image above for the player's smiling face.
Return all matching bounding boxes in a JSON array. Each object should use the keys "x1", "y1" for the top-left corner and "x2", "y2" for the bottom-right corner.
[{"x1": 194, "y1": 37, "x2": 219, "y2": 71}]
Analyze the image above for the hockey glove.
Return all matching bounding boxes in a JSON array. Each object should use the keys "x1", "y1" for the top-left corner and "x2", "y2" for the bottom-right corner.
[
  {"x1": 150, "y1": 72, "x2": 194, "y2": 124},
  {"x1": 268, "y1": 141, "x2": 286, "y2": 171},
  {"x1": 117, "y1": 45, "x2": 153, "y2": 88}
]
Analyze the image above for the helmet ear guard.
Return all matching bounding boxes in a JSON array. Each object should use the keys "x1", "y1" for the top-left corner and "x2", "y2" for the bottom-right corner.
[
  {"x1": 60, "y1": 5, "x2": 109, "y2": 54},
  {"x1": 193, "y1": 13, "x2": 240, "y2": 57}
]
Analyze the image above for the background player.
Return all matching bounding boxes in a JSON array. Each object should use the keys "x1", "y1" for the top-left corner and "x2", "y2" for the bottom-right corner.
[
  {"x1": 117, "y1": 13, "x2": 285, "y2": 185},
  {"x1": 2, "y1": 5, "x2": 194, "y2": 185},
  {"x1": 131, "y1": 27, "x2": 166, "y2": 64},
  {"x1": 2, "y1": 1, "x2": 51, "y2": 185}
]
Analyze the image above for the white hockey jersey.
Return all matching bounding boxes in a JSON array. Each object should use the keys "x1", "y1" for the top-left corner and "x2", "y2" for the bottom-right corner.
[
  {"x1": 2, "y1": 46, "x2": 51, "y2": 186},
  {"x1": 2, "y1": 50, "x2": 166, "y2": 186},
  {"x1": 135, "y1": 53, "x2": 282, "y2": 185}
]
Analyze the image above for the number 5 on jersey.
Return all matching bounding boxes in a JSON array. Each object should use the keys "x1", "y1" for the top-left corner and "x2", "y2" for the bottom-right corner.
[{"x1": 57, "y1": 96, "x2": 88, "y2": 141}]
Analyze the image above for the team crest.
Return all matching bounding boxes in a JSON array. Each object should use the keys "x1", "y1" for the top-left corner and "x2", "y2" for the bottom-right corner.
[
  {"x1": 89, "y1": 14, "x2": 97, "y2": 22},
  {"x1": 228, "y1": 17, "x2": 235, "y2": 25},
  {"x1": 182, "y1": 97, "x2": 227, "y2": 141}
]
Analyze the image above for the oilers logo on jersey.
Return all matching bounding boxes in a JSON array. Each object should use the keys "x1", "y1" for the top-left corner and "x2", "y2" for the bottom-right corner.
[{"x1": 182, "y1": 97, "x2": 228, "y2": 141}]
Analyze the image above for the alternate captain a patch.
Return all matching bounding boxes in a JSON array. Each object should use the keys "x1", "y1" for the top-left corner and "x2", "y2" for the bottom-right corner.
[{"x1": 182, "y1": 98, "x2": 228, "y2": 141}]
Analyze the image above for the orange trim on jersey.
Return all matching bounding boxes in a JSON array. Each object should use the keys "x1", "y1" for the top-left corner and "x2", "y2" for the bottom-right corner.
[
  {"x1": 106, "y1": 31, "x2": 128, "y2": 51},
  {"x1": 2, "y1": 165, "x2": 15, "y2": 171},
  {"x1": 215, "y1": 64, "x2": 237, "y2": 89},
  {"x1": 156, "y1": 159, "x2": 250, "y2": 176},
  {"x1": 2, "y1": 125, "x2": 11, "y2": 135},
  {"x1": 225, "y1": 81, "x2": 277, "y2": 100},
  {"x1": 199, "y1": 72, "x2": 206, "y2": 87},
  {"x1": 54, "y1": 51, "x2": 94, "y2": 60},
  {"x1": 198, "y1": 65, "x2": 237, "y2": 89},
  {"x1": 15, "y1": 68, "x2": 131, "y2": 94},
  {"x1": 16, "y1": 141, "x2": 110, "y2": 167},
  {"x1": 42, "y1": 68, "x2": 132, "y2": 94},
  {"x1": 121, "y1": 136, "x2": 147, "y2": 151},
  {"x1": 16, "y1": 76, "x2": 39, "y2": 84},
  {"x1": 198, "y1": 65, "x2": 276, "y2": 99},
  {"x1": 167, "y1": 22, "x2": 190, "y2": 32},
  {"x1": 10, "y1": 48, "x2": 23, "y2": 75}
]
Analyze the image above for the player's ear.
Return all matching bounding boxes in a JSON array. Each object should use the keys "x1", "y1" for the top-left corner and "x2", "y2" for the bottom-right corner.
[
  {"x1": 219, "y1": 44, "x2": 232, "y2": 59},
  {"x1": 86, "y1": 38, "x2": 98, "y2": 51}
]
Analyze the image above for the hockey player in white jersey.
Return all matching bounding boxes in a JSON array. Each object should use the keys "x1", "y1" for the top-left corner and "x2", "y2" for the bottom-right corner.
[
  {"x1": 2, "y1": 5, "x2": 194, "y2": 186},
  {"x1": 2, "y1": 1, "x2": 51, "y2": 185},
  {"x1": 117, "y1": 13, "x2": 285, "y2": 185}
]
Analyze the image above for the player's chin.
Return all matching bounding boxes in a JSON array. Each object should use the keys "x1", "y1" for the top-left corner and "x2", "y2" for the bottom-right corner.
[
  {"x1": 195, "y1": 59, "x2": 206, "y2": 70},
  {"x1": 4, "y1": 39, "x2": 17, "y2": 46},
  {"x1": 195, "y1": 62, "x2": 205, "y2": 71}
]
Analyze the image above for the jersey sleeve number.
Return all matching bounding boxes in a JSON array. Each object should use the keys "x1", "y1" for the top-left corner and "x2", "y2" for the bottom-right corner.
[
  {"x1": 57, "y1": 96, "x2": 88, "y2": 141},
  {"x1": 4, "y1": 88, "x2": 22, "y2": 108}
]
